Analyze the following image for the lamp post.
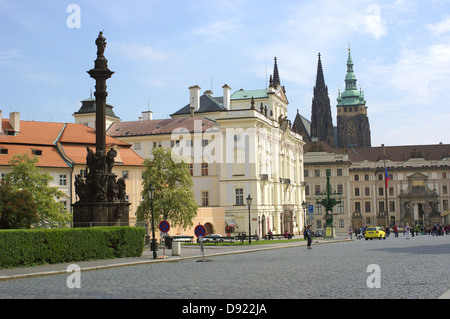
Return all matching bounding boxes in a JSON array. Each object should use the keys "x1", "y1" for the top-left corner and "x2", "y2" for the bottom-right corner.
[
  {"x1": 246, "y1": 194, "x2": 252, "y2": 244},
  {"x1": 302, "y1": 200, "x2": 307, "y2": 229},
  {"x1": 148, "y1": 183, "x2": 156, "y2": 259}
]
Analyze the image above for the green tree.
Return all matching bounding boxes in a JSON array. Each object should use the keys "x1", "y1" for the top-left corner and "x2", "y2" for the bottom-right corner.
[
  {"x1": 136, "y1": 147, "x2": 198, "y2": 230},
  {"x1": 0, "y1": 184, "x2": 39, "y2": 229},
  {"x1": 5, "y1": 153, "x2": 71, "y2": 227}
]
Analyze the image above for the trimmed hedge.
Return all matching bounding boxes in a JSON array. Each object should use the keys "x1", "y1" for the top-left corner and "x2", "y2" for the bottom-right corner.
[{"x1": 0, "y1": 227, "x2": 145, "y2": 269}]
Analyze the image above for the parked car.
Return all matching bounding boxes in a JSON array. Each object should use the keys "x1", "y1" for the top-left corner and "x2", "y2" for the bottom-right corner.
[
  {"x1": 314, "y1": 230, "x2": 323, "y2": 237},
  {"x1": 200, "y1": 234, "x2": 223, "y2": 243},
  {"x1": 365, "y1": 227, "x2": 386, "y2": 240}
]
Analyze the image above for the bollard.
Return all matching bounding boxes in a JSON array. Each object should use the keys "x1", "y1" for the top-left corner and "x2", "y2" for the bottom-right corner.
[{"x1": 172, "y1": 241, "x2": 181, "y2": 256}]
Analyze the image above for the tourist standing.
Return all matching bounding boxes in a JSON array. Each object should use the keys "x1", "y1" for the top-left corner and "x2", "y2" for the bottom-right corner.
[{"x1": 405, "y1": 224, "x2": 410, "y2": 239}]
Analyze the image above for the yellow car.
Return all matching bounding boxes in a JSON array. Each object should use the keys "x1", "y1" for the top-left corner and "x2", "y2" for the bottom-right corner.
[{"x1": 365, "y1": 227, "x2": 386, "y2": 240}]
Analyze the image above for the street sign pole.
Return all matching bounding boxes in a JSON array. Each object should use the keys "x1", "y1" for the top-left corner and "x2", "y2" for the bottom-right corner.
[
  {"x1": 159, "y1": 221, "x2": 170, "y2": 259},
  {"x1": 194, "y1": 225, "x2": 210, "y2": 262}
]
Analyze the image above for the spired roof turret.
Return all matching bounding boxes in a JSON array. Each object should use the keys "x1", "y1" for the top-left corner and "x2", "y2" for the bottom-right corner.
[{"x1": 337, "y1": 46, "x2": 366, "y2": 107}]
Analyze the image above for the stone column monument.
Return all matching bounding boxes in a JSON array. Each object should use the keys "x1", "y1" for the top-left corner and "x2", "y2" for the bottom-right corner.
[{"x1": 72, "y1": 32, "x2": 130, "y2": 227}]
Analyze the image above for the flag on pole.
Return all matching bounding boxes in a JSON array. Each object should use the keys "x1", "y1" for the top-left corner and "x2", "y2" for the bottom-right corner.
[{"x1": 384, "y1": 167, "x2": 390, "y2": 188}]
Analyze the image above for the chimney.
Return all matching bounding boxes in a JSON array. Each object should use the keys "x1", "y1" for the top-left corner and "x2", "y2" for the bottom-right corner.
[
  {"x1": 142, "y1": 110, "x2": 153, "y2": 121},
  {"x1": 10, "y1": 111, "x2": 20, "y2": 133},
  {"x1": 189, "y1": 85, "x2": 201, "y2": 112},
  {"x1": 204, "y1": 90, "x2": 213, "y2": 96},
  {"x1": 222, "y1": 84, "x2": 231, "y2": 110}
]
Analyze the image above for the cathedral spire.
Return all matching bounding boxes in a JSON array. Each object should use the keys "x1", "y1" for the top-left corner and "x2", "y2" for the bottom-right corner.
[
  {"x1": 273, "y1": 57, "x2": 280, "y2": 88},
  {"x1": 315, "y1": 52, "x2": 327, "y2": 92},
  {"x1": 310, "y1": 53, "x2": 334, "y2": 147}
]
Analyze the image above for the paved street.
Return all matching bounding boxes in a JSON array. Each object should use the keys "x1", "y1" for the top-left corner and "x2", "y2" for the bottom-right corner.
[{"x1": 0, "y1": 234, "x2": 449, "y2": 299}]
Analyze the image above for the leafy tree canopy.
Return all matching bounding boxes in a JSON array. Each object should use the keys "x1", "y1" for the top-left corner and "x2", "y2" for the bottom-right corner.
[
  {"x1": 136, "y1": 147, "x2": 198, "y2": 230},
  {"x1": 0, "y1": 183, "x2": 39, "y2": 229},
  {"x1": 4, "y1": 153, "x2": 71, "y2": 227}
]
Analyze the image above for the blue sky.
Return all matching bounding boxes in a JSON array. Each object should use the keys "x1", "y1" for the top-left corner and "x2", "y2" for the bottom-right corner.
[{"x1": 0, "y1": 0, "x2": 449, "y2": 146}]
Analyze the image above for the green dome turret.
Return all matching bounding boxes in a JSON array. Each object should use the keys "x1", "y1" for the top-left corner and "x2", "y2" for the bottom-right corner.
[{"x1": 337, "y1": 46, "x2": 366, "y2": 107}]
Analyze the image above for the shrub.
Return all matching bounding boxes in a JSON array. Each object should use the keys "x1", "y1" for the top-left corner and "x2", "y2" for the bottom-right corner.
[{"x1": 0, "y1": 227, "x2": 145, "y2": 269}]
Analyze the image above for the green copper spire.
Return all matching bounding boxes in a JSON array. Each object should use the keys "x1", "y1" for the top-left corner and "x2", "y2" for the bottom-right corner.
[{"x1": 337, "y1": 46, "x2": 365, "y2": 106}]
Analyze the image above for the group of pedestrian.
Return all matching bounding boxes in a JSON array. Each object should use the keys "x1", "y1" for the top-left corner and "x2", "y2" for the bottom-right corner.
[
  {"x1": 429, "y1": 224, "x2": 449, "y2": 236},
  {"x1": 349, "y1": 223, "x2": 448, "y2": 240},
  {"x1": 352, "y1": 226, "x2": 367, "y2": 239},
  {"x1": 402, "y1": 223, "x2": 449, "y2": 237}
]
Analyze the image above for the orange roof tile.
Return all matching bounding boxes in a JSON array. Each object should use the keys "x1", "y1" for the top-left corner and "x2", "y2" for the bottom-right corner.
[
  {"x1": 108, "y1": 117, "x2": 218, "y2": 137},
  {"x1": 1, "y1": 118, "x2": 143, "y2": 169},
  {"x1": 346, "y1": 144, "x2": 450, "y2": 162},
  {"x1": 0, "y1": 144, "x2": 70, "y2": 168},
  {"x1": 59, "y1": 123, "x2": 130, "y2": 146},
  {"x1": 0, "y1": 120, "x2": 65, "y2": 146}
]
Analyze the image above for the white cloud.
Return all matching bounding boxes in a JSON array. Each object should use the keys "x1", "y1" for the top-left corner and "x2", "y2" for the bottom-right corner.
[
  {"x1": 389, "y1": 44, "x2": 450, "y2": 104},
  {"x1": 365, "y1": 4, "x2": 387, "y2": 40},
  {"x1": 427, "y1": 17, "x2": 450, "y2": 35},
  {"x1": 364, "y1": 42, "x2": 450, "y2": 139}
]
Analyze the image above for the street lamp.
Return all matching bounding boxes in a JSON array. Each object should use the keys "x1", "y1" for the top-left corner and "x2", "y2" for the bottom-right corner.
[
  {"x1": 302, "y1": 200, "x2": 307, "y2": 229},
  {"x1": 246, "y1": 194, "x2": 252, "y2": 244},
  {"x1": 148, "y1": 183, "x2": 156, "y2": 259}
]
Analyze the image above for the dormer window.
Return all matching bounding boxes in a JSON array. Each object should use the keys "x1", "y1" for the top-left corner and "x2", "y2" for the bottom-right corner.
[
  {"x1": 32, "y1": 149, "x2": 42, "y2": 156},
  {"x1": 0, "y1": 148, "x2": 8, "y2": 155}
]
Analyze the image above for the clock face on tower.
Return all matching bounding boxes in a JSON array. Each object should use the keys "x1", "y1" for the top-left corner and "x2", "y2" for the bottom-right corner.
[{"x1": 347, "y1": 121, "x2": 356, "y2": 133}]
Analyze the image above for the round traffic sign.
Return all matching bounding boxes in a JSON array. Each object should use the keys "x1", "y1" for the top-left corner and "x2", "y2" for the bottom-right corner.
[
  {"x1": 159, "y1": 220, "x2": 170, "y2": 233},
  {"x1": 194, "y1": 224, "x2": 206, "y2": 238}
]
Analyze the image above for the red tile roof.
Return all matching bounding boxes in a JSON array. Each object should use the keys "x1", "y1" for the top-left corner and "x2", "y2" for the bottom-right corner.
[
  {"x1": 0, "y1": 120, "x2": 65, "y2": 146},
  {"x1": 59, "y1": 123, "x2": 129, "y2": 146},
  {"x1": 0, "y1": 144, "x2": 69, "y2": 168},
  {"x1": 346, "y1": 144, "x2": 450, "y2": 162},
  {"x1": 0, "y1": 119, "x2": 143, "y2": 168},
  {"x1": 108, "y1": 117, "x2": 218, "y2": 137}
]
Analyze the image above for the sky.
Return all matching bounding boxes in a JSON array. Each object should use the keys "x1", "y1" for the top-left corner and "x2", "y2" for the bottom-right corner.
[{"x1": 0, "y1": 0, "x2": 449, "y2": 147}]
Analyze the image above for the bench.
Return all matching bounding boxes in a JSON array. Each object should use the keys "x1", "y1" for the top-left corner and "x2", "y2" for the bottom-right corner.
[
  {"x1": 199, "y1": 236, "x2": 235, "y2": 245},
  {"x1": 264, "y1": 233, "x2": 293, "y2": 240},
  {"x1": 235, "y1": 234, "x2": 259, "y2": 243}
]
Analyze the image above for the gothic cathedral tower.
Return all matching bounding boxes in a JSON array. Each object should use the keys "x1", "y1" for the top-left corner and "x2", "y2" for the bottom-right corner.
[
  {"x1": 336, "y1": 47, "x2": 371, "y2": 148},
  {"x1": 310, "y1": 53, "x2": 335, "y2": 147}
]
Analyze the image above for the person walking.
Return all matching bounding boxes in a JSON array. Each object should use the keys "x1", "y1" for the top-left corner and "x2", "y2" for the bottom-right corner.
[
  {"x1": 304, "y1": 225, "x2": 313, "y2": 249},
  {"x1": 348, "y1": 226, "x2": 353, "y2": 239}
]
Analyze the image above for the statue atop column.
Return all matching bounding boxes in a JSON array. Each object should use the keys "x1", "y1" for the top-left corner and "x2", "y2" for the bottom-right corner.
[
  {"x1": 96, "y1": 31, "x2": 106, "y2": 58},
  {"x1": 94, "y1": 31, "x2": 109, "y2": 70},
  {"x1": 72, "y1": 32, "x2": 129, "y2": 227}
]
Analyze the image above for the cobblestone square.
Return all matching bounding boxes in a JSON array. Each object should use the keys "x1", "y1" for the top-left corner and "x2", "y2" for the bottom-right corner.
[{"x1": 0, "y1": 235, "x2": 449, "y2": 299}]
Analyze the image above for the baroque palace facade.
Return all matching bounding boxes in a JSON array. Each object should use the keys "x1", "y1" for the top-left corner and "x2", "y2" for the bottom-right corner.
[{"x1": 109, "y1": 58, "x2": 307, "y2": 238}]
